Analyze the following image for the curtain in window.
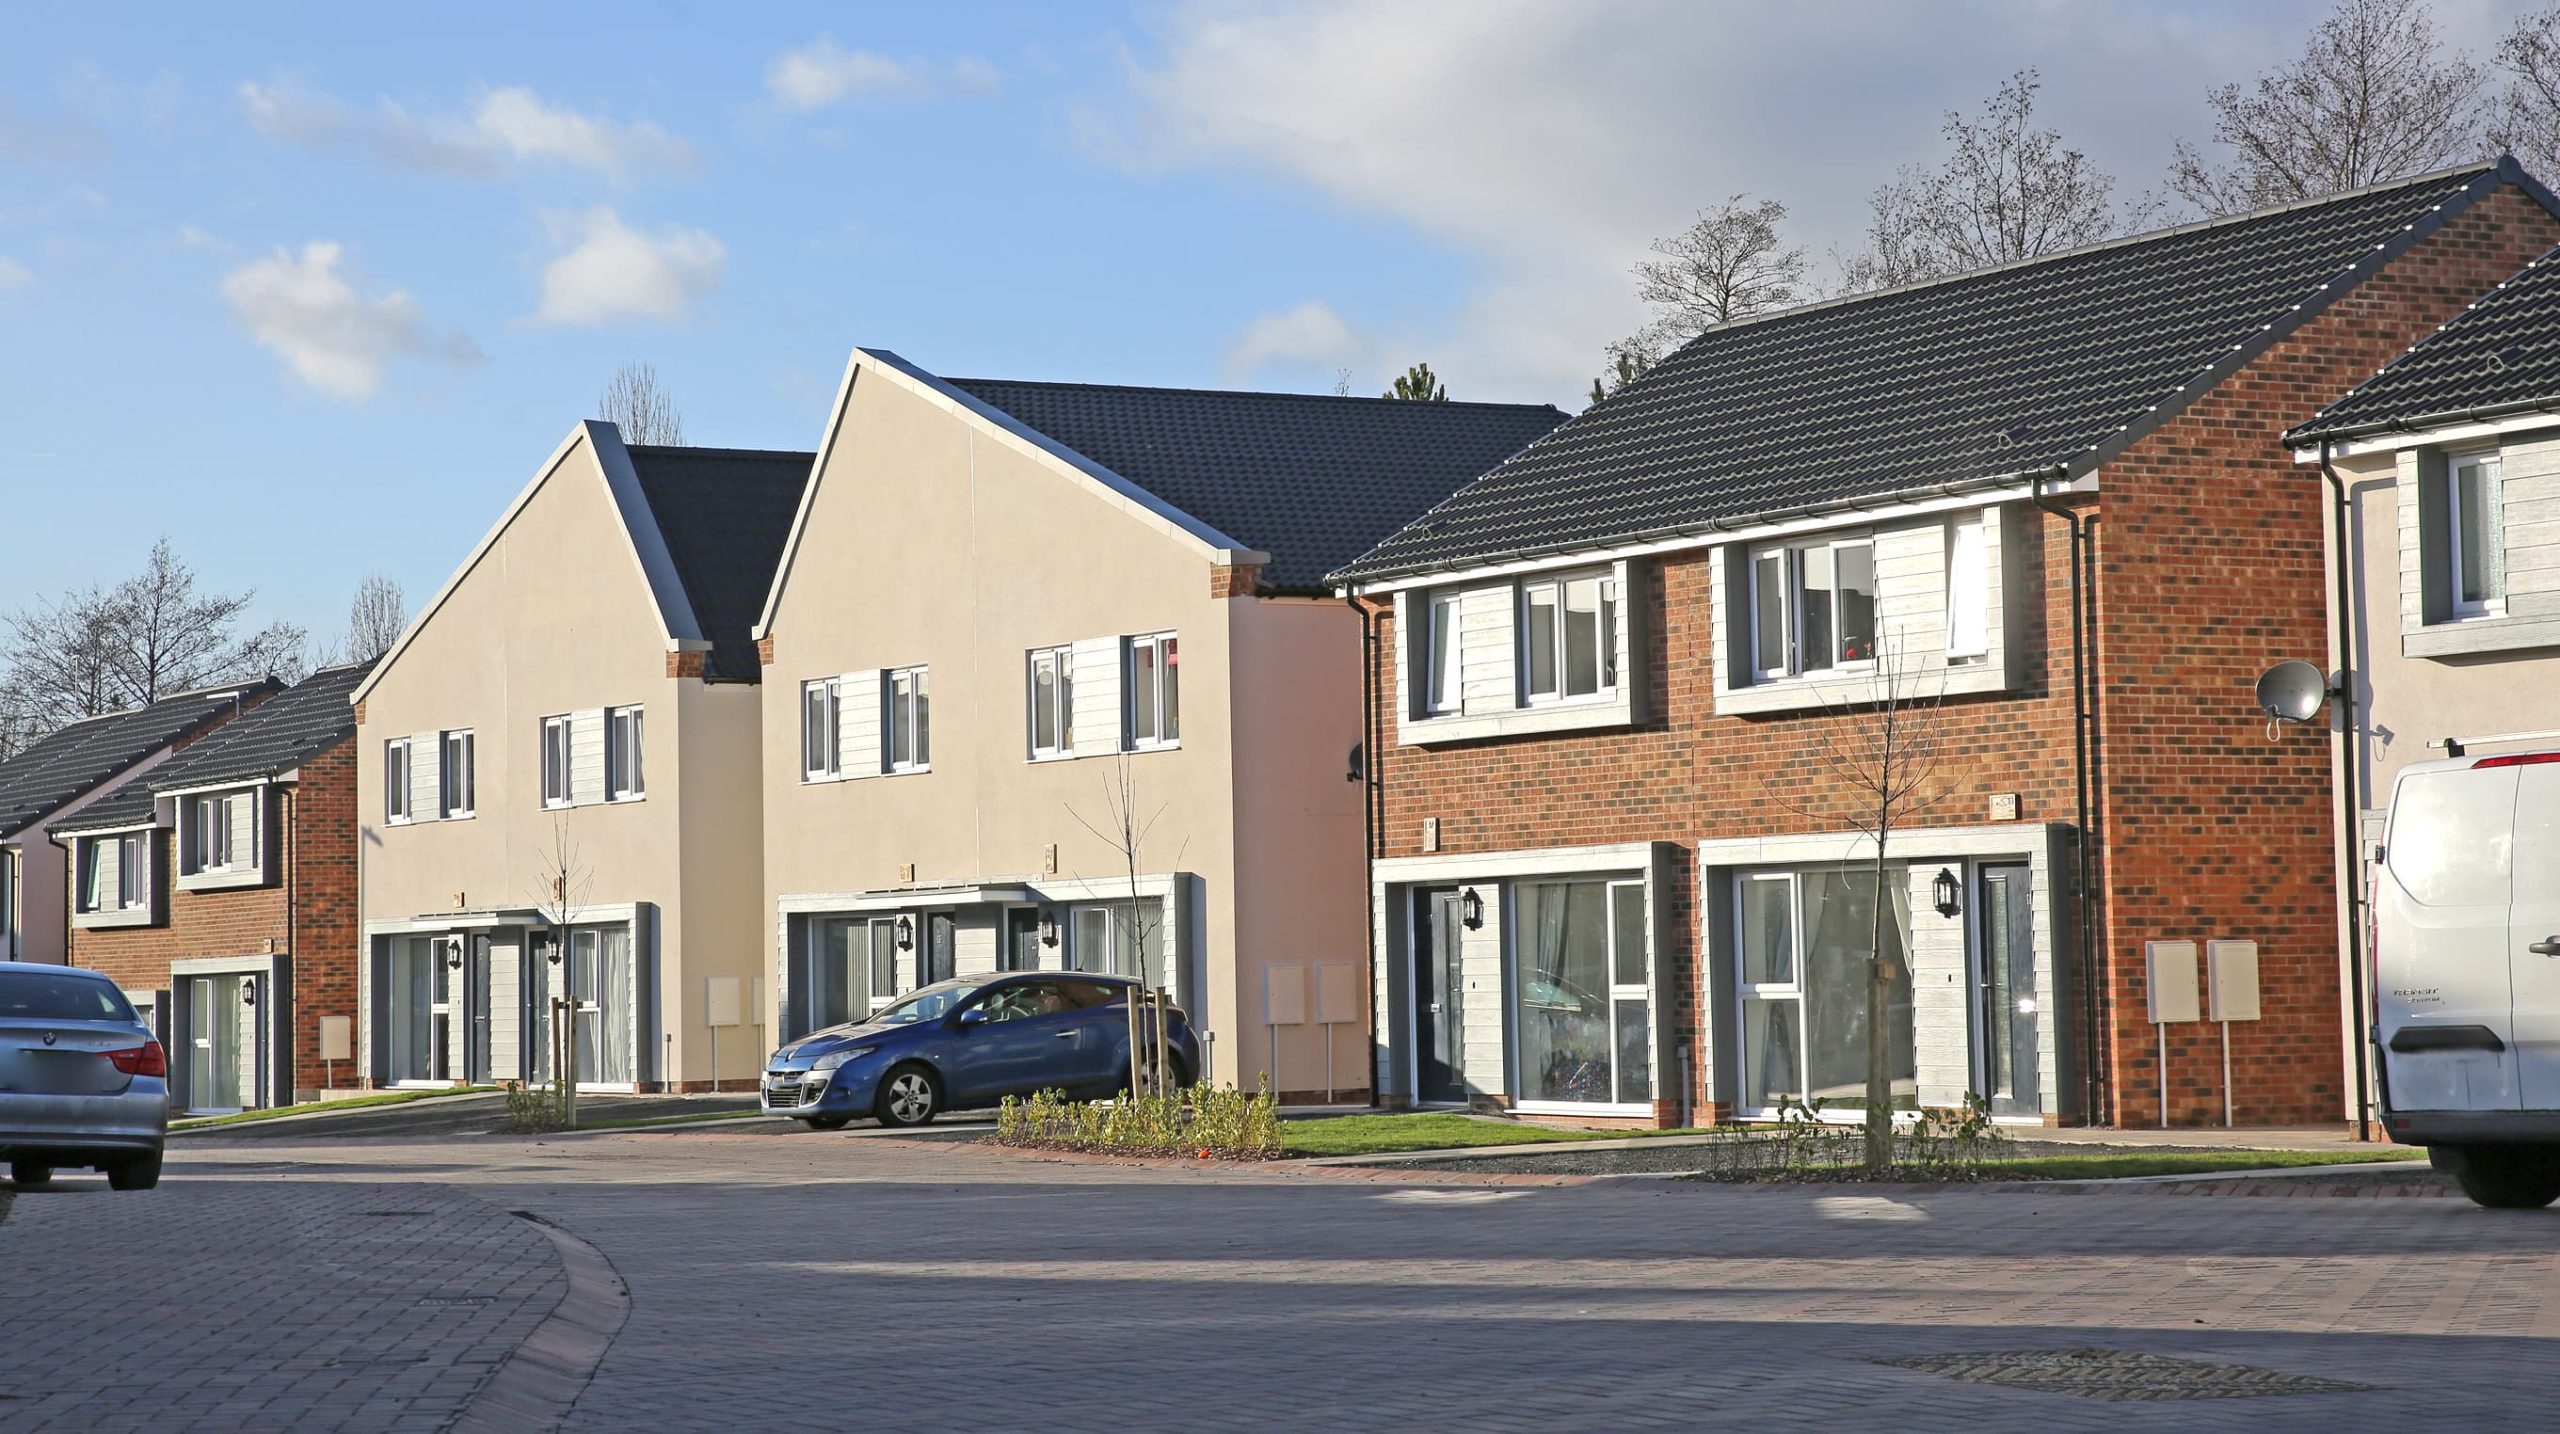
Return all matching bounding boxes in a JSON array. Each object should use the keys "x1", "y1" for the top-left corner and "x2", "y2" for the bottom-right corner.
[{"x1": 1517, "y1": 882, "x2": 1612, "y2": 1103}]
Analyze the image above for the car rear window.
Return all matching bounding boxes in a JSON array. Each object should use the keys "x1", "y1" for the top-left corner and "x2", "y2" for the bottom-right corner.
[
  {"x1": 0, "y1": 970, "x2": 139, "y2": 1022},
  {"x1": 2388, "y1": 768, "x2": 2516, "y2": 909}
]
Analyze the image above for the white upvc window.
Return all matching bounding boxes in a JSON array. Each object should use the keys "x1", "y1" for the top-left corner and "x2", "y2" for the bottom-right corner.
[
  {"x1": 185, "y1": 793, "x2": 238, "y2": 874},
  {"x1": 1945, "y1": 515, "x2": 1989, "y2": 664},
  {"x1": 76, "y1": 840, "x2": 106, "y2": 913},
  {"x1": 2443, "y1": 452, "x2": 2504, "y2": 619},
  {"x1": 1750, "y1": 537, "x2": 1875, "y2": 681},
  {"x1": 1519, "y1": 571, "x2": 1617, "y2": 703},
  {"x1": 1423, "y1": 592, "x2": 1463, "y2": 716},
  {"x1": 441, "y1": 731, "x2": 475, "y2": 817},
  {"x1": 385, "y1": 738, "x2": 412, "y2": 823},
  {"x1": 541, "y1": 716, "x2": 572, "y2": 808},
  {"x1": 1028, "y1": 647, "x2": 1074, "y2": 759},
  {"x1": 1126, "y1": 634, "x2": 1179, "y2": 747},
  {"x1": 606, "y1": 706, "x2": 645, "y2": 801},
  {"x1": 115, "y1": 834, "x2": 145, "y2": 908},
  {"x1": 1733, "y1": 866, "x2": 1916, "y2": 1118},
  {"x1": 803, "y1": 678, "x2": 841, "y2": 782},
  {"x1": 886, "y1": 667, "x2": 930, "y2": 773}
]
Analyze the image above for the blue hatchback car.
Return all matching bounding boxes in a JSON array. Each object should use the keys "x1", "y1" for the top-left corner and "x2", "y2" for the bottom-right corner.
[{"x1": 761, "y1": 972, "x2": 1202, "y2": 1130}]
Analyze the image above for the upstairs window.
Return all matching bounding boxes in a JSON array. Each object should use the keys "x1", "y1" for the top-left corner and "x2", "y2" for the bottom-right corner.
[
  {"x1": 185, "y1": 793, "x2": 239, "y2": 874},
  {"x1": 441, "y1": 731, "x2": 475, "y2": 817},
  {"x1": 2441, "y1": 452, "x2": 2504, "y2": 620},
  {"x1": 803, "y1": 679, "x2": 841, "y2": 781},
  {"x1": 1424, "y1": 592, "x2": 1463, "y2": 716},
  {"x1": 607, "y1": 706, "x2": 645, "y2": 800},
  {"x1": 1127, "y1": 634, "x2": 1179, "y2": 747},
  {"x1": 1028, "y1": 647, "x2": 1074, "y2": 759},
  {"x1": 886, "y1": 668, "x2": 930, "y2": 773},
  {"x1": 1751, "y1": 539, "x2": 1874, "y2": 680},
  {"x1": 77, "y1": 841, "x2": 105, "y2": 913},
  {"x1": 1946, "y1": 516, "x2": 1989, "y2": 664},
  {"x1": 1521, "y1": 572, "x2": 1616, "y2": 703},
  {"x1": 116, "y1": 834, "x2": 146, "y2": 907},
  {"x1": 541, "y1": 716, "x2": 572, "y2": 808},
  {"x1": 385, "y1": 738, "x2": 412, "y2": 823}
]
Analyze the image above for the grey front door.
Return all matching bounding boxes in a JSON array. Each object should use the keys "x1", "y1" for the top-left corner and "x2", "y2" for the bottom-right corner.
[
  {"x1": 1974, "y1": 864, "x2": 2041, "y2": 1116},
  {"x1": 1414, "y1": 889, "x2": 1466, "y2": 1103}
]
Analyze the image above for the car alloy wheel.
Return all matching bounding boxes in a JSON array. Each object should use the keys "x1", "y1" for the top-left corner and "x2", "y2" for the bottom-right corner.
[{"x1": 879, "y1": 1068, "x2": 938, "y2": 1127}]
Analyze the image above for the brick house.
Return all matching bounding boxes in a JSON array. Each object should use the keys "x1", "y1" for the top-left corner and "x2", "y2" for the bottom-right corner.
[
  {"x1": 1331, "y1": 161, "x2": 2560, "y2": 1129},
  {"x1": 58, "y1": 662, "x2": 370, "y2": 1111},
  {"x1": 0, "y1": 680, "x2": 276, "y2": 969}
]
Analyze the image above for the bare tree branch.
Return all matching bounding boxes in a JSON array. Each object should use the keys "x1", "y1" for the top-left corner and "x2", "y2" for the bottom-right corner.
[
  {"x1": 339, "y1": 574, "x2": 406, "y2": 664},
  {"x1": 2171, "y1": 0, "x2": 2487, "y2": 216},
  {"x1": 2492, "y1": 4, "x2": 2560, "y2": 185},
  {"x1": 600, "y1": 361, "x2": 687, "y2": 446}
]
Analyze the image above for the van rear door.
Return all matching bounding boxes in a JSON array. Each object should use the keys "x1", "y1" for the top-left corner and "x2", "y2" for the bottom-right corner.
[
  {"x1": 2507, "y1": 760, "x2": 2560, "y2": 1109},
  {"x1": 2377, "y1": 762, "x2": 2520, "y2": 1113}
]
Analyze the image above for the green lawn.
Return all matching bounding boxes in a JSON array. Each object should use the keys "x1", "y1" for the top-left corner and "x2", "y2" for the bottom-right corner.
[
  {"x1": 1280, "y1": 1112, "x2": 1715, "y2": 1158},
  {"x1": 168, "y1": 1086, "x2": 496, "y2": 1131},
  {"x1": 1989, "y1": 1148, "x2": 2426, "y2": 1181}
]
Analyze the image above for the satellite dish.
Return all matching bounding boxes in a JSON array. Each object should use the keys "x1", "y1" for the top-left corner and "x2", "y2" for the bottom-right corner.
[{"x1": 2255, "y1": 659, "x2": 2330, "y2": 724}]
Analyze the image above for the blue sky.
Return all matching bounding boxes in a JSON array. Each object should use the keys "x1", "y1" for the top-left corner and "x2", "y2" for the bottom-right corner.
[{"x1": 0, "y1": 1, "x2": 2535, "y2": 645}]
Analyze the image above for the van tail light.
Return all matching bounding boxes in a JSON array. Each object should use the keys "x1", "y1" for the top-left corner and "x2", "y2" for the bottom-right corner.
[
  {"x1": 105, "y1": 1041, "x2": 166, "y2": 1078},
  {"x1": 2473, "y1": 751, "x2": 2560, "y2": 768}
]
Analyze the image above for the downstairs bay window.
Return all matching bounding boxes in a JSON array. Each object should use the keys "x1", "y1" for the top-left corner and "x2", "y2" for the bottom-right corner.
[
  {"x1": 1515, "y1": 878, "x2": 1650, "y2": 1107},
  {"x1": 1735, "y1": 867, "x2": 1915, "y2": 1116}
]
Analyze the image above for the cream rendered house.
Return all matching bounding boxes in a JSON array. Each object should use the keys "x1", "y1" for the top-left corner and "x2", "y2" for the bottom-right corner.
[
  {"x1": 355, "y1": 422, "x2": 811, "y2": 1091},
  {"x1": 754, "y1": 350, "x2": 1563, "y2": 1096}
]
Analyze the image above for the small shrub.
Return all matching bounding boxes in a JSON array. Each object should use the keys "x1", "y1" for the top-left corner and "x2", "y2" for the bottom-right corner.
[
  {"x1": 994, "y1": 1081, "x2": 1282, "y2": 1160},
  {"x1": 503, "y1": 1079, "x2": 568, "y2": 1134}
]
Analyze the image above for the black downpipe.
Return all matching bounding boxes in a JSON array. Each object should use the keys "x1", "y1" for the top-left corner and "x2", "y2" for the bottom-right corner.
[
  {"x1": 2033, "y1": 488, "x2": 2106, "y2": 1126},
  {"x1": 2316, "y1": 439, "x2": 2376, "y2": 1140},
  {"x1": 1345, "y1": 594, "x2": 1381, "y2": 1110}
]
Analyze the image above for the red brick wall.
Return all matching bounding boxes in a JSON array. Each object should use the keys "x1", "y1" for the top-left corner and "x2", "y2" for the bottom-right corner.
[
  {"x1": 2091, "y1": 185, "x2": 2560, "y2": 1125},
  {"x1": 1361, "y1": 183, "x2": 2560, "y2": 1129},
  {"x1": 67, "y1": 738, "x2": 363, "y2": 1101}
]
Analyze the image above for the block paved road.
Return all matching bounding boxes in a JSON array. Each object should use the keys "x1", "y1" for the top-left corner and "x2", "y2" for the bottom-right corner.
[{"x1": 22, "y1": 1123, "x2": 2560, "y2": 1431}]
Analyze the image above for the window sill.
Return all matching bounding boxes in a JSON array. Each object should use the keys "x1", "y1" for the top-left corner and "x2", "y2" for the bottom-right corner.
[
  {"x1": 1716, "y1": 661, "x2": 2009, "y2": 716},
  {"x1": 441, "y1": 810, "x2": 475, "y2": 822},
  {"x1": 1127, "y1": 741, "x2": 1181, "y2": 754},
  {"x1": 607, "y1": 793, "x2": 647, "y2": 804},
  {"x1": 1400, "y1": 693, "x2": 1635, "y2": 747},
  {"x1": 72, "y1": 907, "x2": 154, "y2": 930},
  {"x1": 1027, "y1": 750, "x2": 1077, "y2": 764},
  {"x1": 178, "y1": 868, "x2": 267, "y2": 894},
  {"x1": 2405, "y1": 612, "x2": 2560, "y2": 660},
  {"x1": 884, "y1": 766, "x2": 931, "y2": 777}
]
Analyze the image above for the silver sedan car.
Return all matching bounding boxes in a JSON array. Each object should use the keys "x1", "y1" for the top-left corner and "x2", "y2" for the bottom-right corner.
[{"x1": 0, "y1": 961, "x2": 168, "y2": 1190}]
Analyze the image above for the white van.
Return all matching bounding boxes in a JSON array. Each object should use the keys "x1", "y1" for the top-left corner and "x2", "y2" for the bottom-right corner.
[{"x1": 2374, "y1": 745, "x2": 2560, "y2": 1208}]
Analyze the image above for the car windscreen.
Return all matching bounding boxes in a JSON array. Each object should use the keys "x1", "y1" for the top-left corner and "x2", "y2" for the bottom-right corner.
[
  {"x1": 0, "y1": 971, "x2": 139, "y2": 1023},
  {"x1": 870, "y1": 979, "x2": 989, "y2": 1025}
]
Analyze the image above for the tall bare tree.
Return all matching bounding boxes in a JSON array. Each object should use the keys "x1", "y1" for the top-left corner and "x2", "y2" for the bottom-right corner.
[
  {"x1": 1635, "y1": 195, "x2": 1809, "y2": 341},
  {"x1": 1068, "y1": 754, "x2": 1188, "y2": 1094},
  {"x1": 600, "y1": 361, "x2": 687, "y2": 445},
  {"x1": 0, "y1": 540, "x2": 305, "y2": 753},
  {"x1": 1841, "y1": 70, "x2": 2124, "y2": 291},
  {"x1": 2171, "y1": 0, "x2": 2486, "y2": 216},
  {"x1": 1767, "y1": 636, "x2": 1948, "y2": 1173},
  {"x1": 339, "y1": 573, "x2": 406, "y2": 665},
  {"x1": 2492, "y1": 4, "x2": 2560, "y2": 183}
]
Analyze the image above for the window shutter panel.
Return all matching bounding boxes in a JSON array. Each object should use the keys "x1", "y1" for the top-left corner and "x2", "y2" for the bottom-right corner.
[
  {"x1": 570, "y1": 709, "x2": 607, "y2": 805},
  {"x1": 842, "y1": 671, "x2": 884, "y2": 776},
  {"x1": 1457, "y1": 588, "x2": 1513, "y2": 715},
  {"x1": 1071, "y1": 637, "x2": 1123, "y2": 753},
  {"x1": 95, "y1": 839, "x2": 119, "y2": 909},
  {"x1": 2489, "y1": 459, "x2": 2510, "y2": 602},
  {"x1": 409, "y1": 734, "x2": 441, "y2": 823}
]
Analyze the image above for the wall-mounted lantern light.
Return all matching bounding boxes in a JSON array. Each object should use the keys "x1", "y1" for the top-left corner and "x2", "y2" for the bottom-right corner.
[
  {"x1": 1039, "y1": 908, "x2": 1060, "y2": 947},
  {"x1": 1932, "y1": 867, "x2": 1963, "y2": 919},
  {"x1": 895, "y1": 913, "x2": 916, "y2": 951},
  {"x1": 1460, "y1": 887, "x2": 1485, "y2": 930},
  {"x1": 240, "y1": 979, "x2": 258, "y2": 1008},
  {"x1": 445, "y1": 938, "x2": 465, "y2": 971}
]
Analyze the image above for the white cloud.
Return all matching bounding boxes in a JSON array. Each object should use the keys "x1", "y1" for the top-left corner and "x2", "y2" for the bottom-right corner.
[
  {"x1": 236, "y1": 79, "x2": 694, "y2": 181},
  {"x1": 0, "y1": 256, "x2": 29, "y2": 289},
  {"x1": 1112, "y1": 0, "x2": 2346, "y2": 403},
  {"x1": 220, "y1": 242, "x2": 481, "y2": 399},
  {"x1": 1225, "y1": 299, "x2": 1363, "y2": 379},
  {"x1": 765, "y1": 37, "x2": 999, "y2": 111},
  {"x1": 529, "y1": 209, "x2": 724, "y2": 326},
  {"x1": 471, "y1": 87, "x2": 696, "y2": 180},
  {"x1": 176, "y1": 223, "x2": 231, "y2": 253}
]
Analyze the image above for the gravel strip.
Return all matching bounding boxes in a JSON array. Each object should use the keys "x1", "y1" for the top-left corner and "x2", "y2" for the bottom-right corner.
[{"x1": 1354, "y1": 1138, "x2": 2421, "y2": 1180}]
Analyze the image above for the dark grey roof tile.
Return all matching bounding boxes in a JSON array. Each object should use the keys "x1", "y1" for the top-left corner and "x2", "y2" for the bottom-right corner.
[
  {"x1": 2290, "y1": 241, "x2": 2560, "y2": 441},
  {"x1": 624, "y1": 445, "x2": 813, "y2": 682},
  {"x1": 55, "y1": 661, "x2": 375, "y2": 834},
  {"x1": 0, "y1": 682, "x2": 280, "y2": 839}
]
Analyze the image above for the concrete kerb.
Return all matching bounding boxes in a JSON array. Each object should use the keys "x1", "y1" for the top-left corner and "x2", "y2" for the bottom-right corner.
[{"x1": 451, "y1": 1211, "x2": 631, "y2": 1433}]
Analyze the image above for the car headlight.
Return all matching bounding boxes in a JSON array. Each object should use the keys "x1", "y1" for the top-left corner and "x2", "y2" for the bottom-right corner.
[{"x1": 809, "y1": 1047, "x2": 874, "y2": 1074}]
